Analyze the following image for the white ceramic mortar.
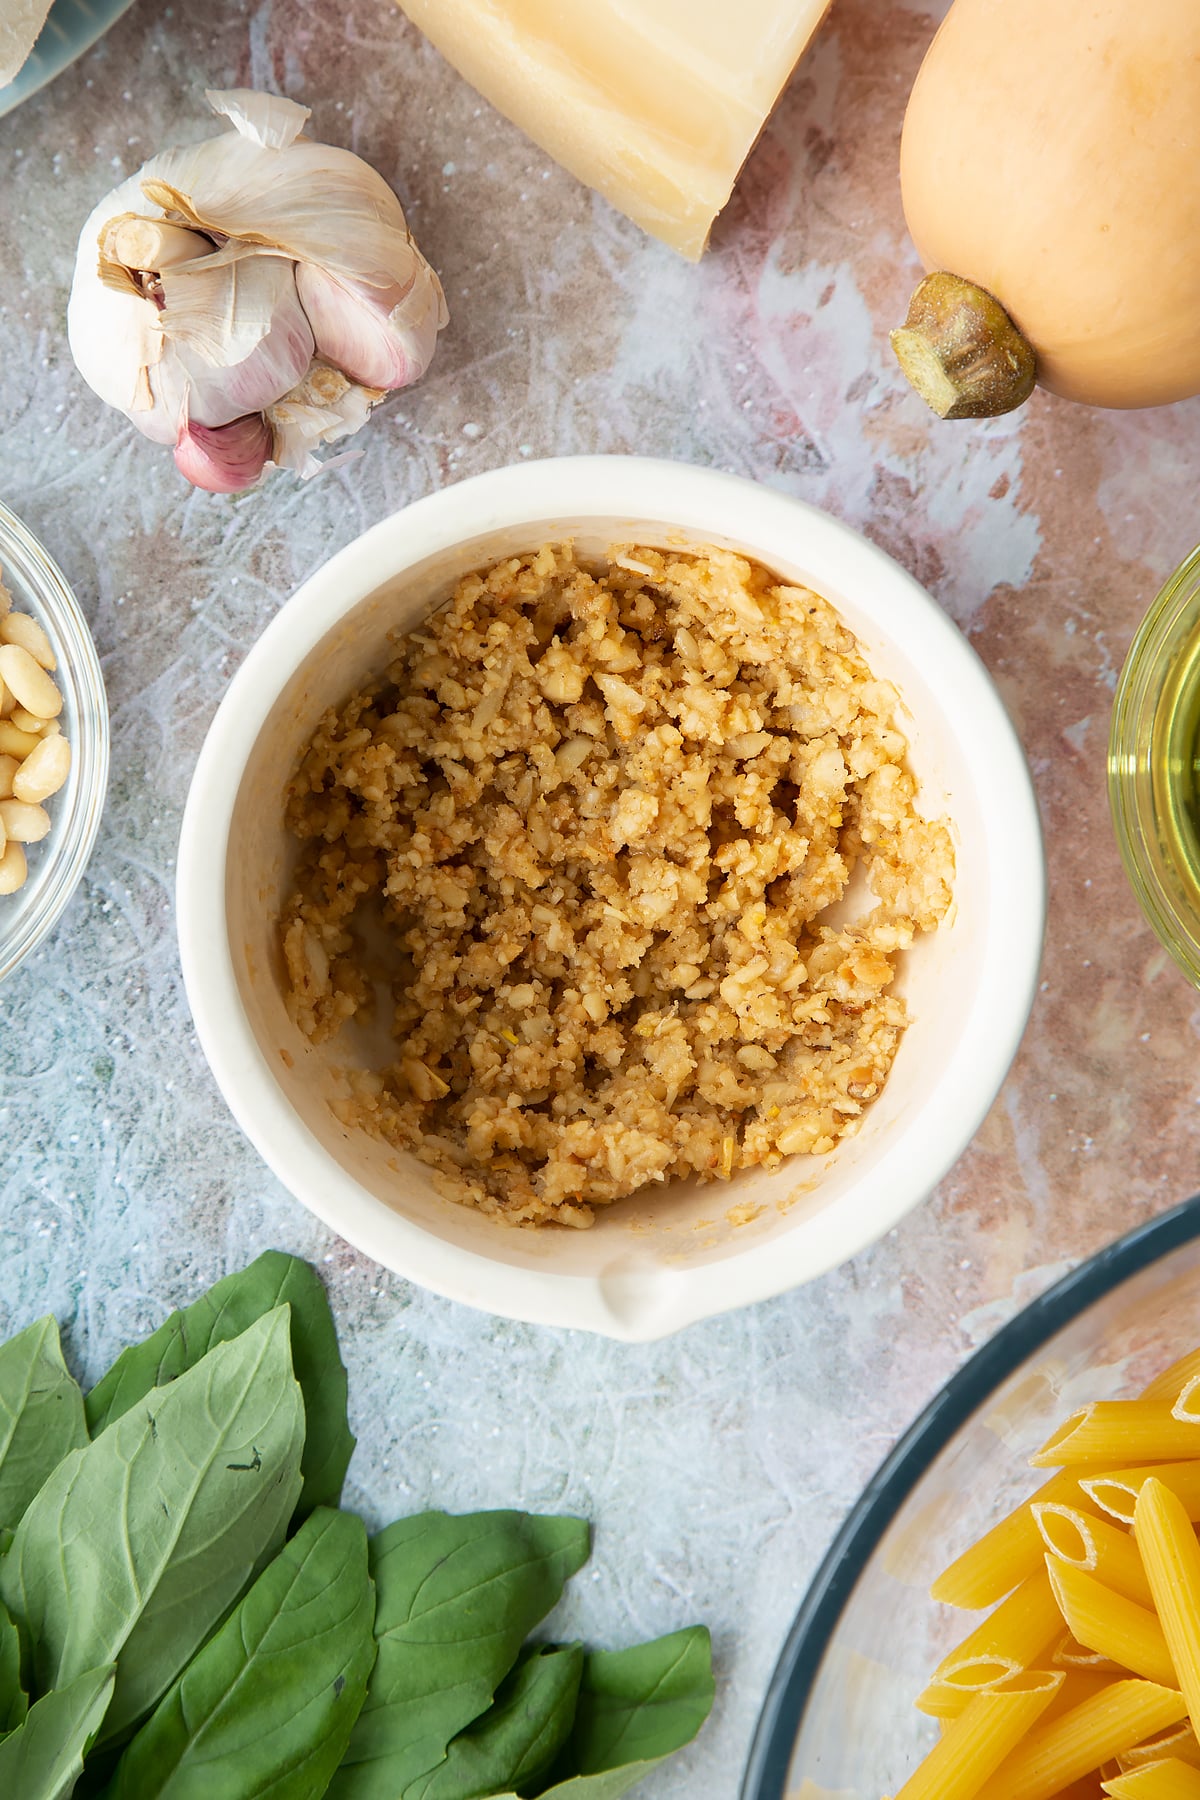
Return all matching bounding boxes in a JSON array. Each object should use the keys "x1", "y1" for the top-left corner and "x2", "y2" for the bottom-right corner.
[{"x1": 177, "y1": 457, "x2": 1044, "y2": 1341}]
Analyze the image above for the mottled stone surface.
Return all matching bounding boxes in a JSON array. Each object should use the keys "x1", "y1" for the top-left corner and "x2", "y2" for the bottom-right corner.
[{"x1": 2, "y1": 0, "x2": 1200, "y2": 1790}]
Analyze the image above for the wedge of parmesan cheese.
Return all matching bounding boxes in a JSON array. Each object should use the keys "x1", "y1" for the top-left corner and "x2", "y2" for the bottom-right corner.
[
  {"x1": 398, "y1": 0, "x2": 834, "y2": 258},
  {"x1": 0, "y1": 0, "x2": 52, "y2": 86}
]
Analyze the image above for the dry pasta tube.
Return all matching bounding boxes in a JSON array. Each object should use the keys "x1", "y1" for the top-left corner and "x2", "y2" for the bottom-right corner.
[
  {"x1": 918, "y1": 1576, "x2": 1062, "y2": 1713},
  {"x1": 1143, "y1": 1351, "x2": 1200, "y2": 1405},
  {"x1": 1031, "y1": 1405, "x2": 1200, "y2": 1470},
  {"x1": 924, "y1": 1660, "x2": 1118, "y2": 1726},
  {"x1": 1034, "y1": 1505, "x2": 1157, "y2": 1609},
  {"x1": 1040, "y1": 1668, "x2": 1133, "y2": 1724},
  {"x1": 1102, "y1": 1759, "x2": 1200, "y2": 1799},
  {"x1": 1047, "y1": 1558, "x2": 1179, "y2": 1689},
  {"x1": 1083, "y1": 1466, "x2": 1200, "y2": 1529},
  {"x1": 971, "y1": 1681, "x2": 1189, "y2": 1800},
  {"x1": 1119, "y1": 1726, "x2": 1200, "y2": 1772},
  {"x1": 933, "y1": 1472, "x2": 1100, "y2": 1611},
  {"x1": 930, "y1": 1567, "x2": 1064, "y2": 1690},
  {"x1": 917, "y1": 1666, "x2": 1022, "y2": 1721},
  {"x1": 1051, "y1": 1630, "x2": 1125, "y2": 1674},
  {"x1": 1135, "y1": 1480, "x2": 1200, "y2": 1731},
  {"x1": 894, "y1": 1672, "x2": 1064, "y2": 1800}
]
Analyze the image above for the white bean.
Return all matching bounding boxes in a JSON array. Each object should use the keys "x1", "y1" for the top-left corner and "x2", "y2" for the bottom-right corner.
[
  {"x1": 0, "y1": 611, "x2": 55, "y2": 670},
  {"x1": 0, "y1": 799, "x2": 50, "y2": 843},
  {"x1": 0, "y1": 841, "x2": 26, "y2": 894},
  {"x1": 0, "y1": 646, "x2": 61, "y2": 720},
  {"x1": 13, "y1": 735, "x2": 70, "y2": 804},
  {"x1": 0, "y1": 756, "x2": 16, "y2": 801}
]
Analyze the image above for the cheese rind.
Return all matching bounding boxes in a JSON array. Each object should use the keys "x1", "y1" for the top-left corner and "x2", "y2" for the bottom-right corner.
[{"x1": 398, "y1": 0, "x2": 834, "y2": 258}]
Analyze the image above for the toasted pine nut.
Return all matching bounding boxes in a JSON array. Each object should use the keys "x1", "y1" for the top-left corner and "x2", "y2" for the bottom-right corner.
[
  {"x1": 0, "y1": 799, "x2": 50, "y2": 843},
  {"x1": 0, "y1": 679, "x2": 11, "y2": 718},
  {"x1": 0, "y1": 840, "x2": 26, "y2": 894},
  {"x1": 0, "y1": 721, "x2": 40, "y2": 759},
  {"x1": 0, "y1": 612, "x2": 55, "y2": 670},
  {"x1": 0, "y1": 646, "x2": 61, "y2": 720},
  {"x1": 9, "y1": 707, "x2": 52, "y2": 735},
  {"x1": 0, "y1": 756, "x2": 16, "y2": 802},
  {"x1": 13, "y1": 735, "x2": 70, "y2": 804}
]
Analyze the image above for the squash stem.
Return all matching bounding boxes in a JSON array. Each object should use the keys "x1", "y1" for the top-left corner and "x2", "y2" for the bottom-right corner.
[{"x1": 891, "y1": 272, "x2": 1037, "y2": 419}]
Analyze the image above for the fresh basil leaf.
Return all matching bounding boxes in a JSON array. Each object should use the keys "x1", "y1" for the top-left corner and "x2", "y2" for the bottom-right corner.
[
  {"x1": 560, "y1": 1627, "x2": 713, "y2": 1775},
  {"x1": 104, "y1": 1506, "x2": 375, "y2": 1799},
  {"x1": 508, "y1": 1765, "x2": 669, "y2": 1799},
  {"x1": 0, "y1": 1595, "x2": 27, "y2": 1733},
  {"x1": 516, "y1": 1628, "x2": 713, "y2": 1798},
  {"x1": 0, "y1": 1661, "x2": 114, "y2": 1800},
  {"x1": 405, "y1": 1644, "x2": 583, "y2": 1800},
  {"x1": 85, "y1": 1250, "x2": 353, "y2": 1519},
  {"x1": 330, "y1": 1511, "x2": 590, "y2": 1799},
  {"x1": 0, "y1": 1317, "x2": 87, "y2": 1531},
  {"x1": 3, "y1": 1305, "x2": 304, "y2": 1748}
]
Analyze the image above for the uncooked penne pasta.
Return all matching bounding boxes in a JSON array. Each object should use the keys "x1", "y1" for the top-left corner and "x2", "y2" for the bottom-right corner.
[
  {"x1": 1136, "y1": 1480, "x2": 1200, "y2": 1731},
  {"x1": 1031, "y1": 1404, "x2": 1200, "y2": 1470},
  {"x1": 971, "y1": 1682, "x2": 1189, "y2": 1800},
  {"x1": 917, "y1": 1670, "x2": 1022, "y2": 1721},
  {"x1": 1046, "y1": 1558, "x2": 1178, "y2": 1688},
  {"x1": 1035, "y1": 1505, "x2": 1156, "y2": 1609},
  {"x1": 928, "y1": 1567, "x2": 1064, "y2": 1692},
  {"x1": 1119, "y1": 1726, "x2": 1200, "y2": 1772},
  {"x1": 1143, "y1": 1351, "x2": 1200, "y2": 1405},
  {"x1": 933, "y1": 1472, "x2": 1099, "y2": 1610},
  {"x1": 895, "y1": 1672, "x2": 1064, "y2": 1800},
  {"x1": 1040, "y1": 1667, "x2": 1129, "y2": 1723},
  {"x1": 1083, "y1": 1465, "x2": 1200, "y2": 1529},
  {"x1": 1102, "y1": 1758, "x2": 1200, "y2": 1798},
  {"x1": 1051, "y1": 1629, "x2": 1125, "y2": 1673}
]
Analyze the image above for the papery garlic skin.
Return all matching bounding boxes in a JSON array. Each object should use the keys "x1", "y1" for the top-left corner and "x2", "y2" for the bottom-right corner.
[{"x1": 67, "y1": 88, "x2": 447, "y2": 489}]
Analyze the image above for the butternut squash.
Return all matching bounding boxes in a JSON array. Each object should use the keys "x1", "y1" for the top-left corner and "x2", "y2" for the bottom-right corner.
[{"x1": 892, "y1": 0, "x2": 1200, "y2": 417}]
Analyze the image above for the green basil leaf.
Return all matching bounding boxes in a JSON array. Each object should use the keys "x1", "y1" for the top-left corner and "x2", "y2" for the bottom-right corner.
[
  {"x1": 556, "y1": 1628, "x2": 713, "y2": 1776},
  {"x1": 85, "y1": 1251, "x2": 353, "y2": 1519},
  {"x1": 0, "y1": 1595, "x2": 27, "y2": 1733},
  {"x1": 104, "y1": 1506, "x2": 375, "y2": 1799},
  {"x1": 0, "y1": 1661, "x2": 114, "y2": 1800},
  {"x1": 0, "y1": 1318, "x2": 87, "y2": 1530},
  {"x1": 405, "y1": 1644, "x2": 583, "y2": 1800},
  {"x1": 500, "y1": 1628, "x2": 713, "y2": 1799},
  {"x1": 3, "y1": 1305, "x2": 304, "y2": 1748},
  {"x1": 330, "y1": 1511, "x2": 590, "y2": 1799}
]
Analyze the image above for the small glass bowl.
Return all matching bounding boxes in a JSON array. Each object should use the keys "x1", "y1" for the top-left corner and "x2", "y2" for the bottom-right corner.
[
  {"x1": 1110, "y1": 545, "x2": 1200, "y2": 988},
  {"x1": 0, "y1": 502, "x2": 109, "y2": 983},
  {"x1": 741, "y1": 1196, "x2": 1200, "y2": 1797}
]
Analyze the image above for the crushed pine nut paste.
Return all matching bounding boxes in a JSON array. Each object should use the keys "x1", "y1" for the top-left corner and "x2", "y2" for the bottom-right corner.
[{"x1": 280, "y1": 544, "x2": 954, "y2": 1227}]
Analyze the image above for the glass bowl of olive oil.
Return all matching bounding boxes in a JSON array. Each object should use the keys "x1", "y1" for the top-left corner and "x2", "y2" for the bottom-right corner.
[{"x1": 1110, "y1": 545, "x2": 1200, "y2": 986}]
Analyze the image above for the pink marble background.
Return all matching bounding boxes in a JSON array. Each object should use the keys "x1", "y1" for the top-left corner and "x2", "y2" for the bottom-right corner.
[{"x1": 3, "y1": 0, "x2": 1200, "y2": 1791}]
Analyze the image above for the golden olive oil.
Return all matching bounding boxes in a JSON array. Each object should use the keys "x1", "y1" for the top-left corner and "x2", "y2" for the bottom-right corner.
[{"x1": 1153, "y1": 621, "x2": 1200, "y2": 903}]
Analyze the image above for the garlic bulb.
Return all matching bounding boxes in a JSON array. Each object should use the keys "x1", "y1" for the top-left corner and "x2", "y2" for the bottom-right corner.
[{"x1": 67, "y1": 89, "x2": 448, "y2": 493}]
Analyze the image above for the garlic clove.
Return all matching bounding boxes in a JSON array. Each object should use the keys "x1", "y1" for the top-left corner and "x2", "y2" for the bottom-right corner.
[
  {"x1": 153, "y1": 253, "x2": 316, "y2": 433},
  {"x1": 295, "y1": 263, "x2": 446, "y2": 391},
  {"x1": 174, "y1": 411, "x2": 272, "y2": 492}
]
